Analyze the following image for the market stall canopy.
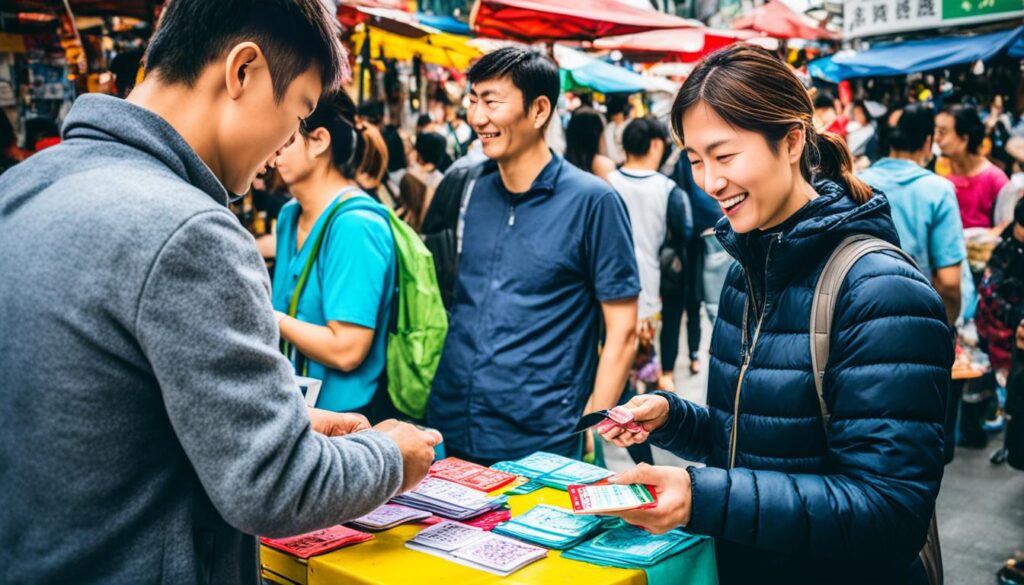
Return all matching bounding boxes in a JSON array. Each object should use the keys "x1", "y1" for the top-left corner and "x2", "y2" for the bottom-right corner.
[
  {"x1": 732, "y1": 0, "x2": 839, "y2": 41},
  {"x1": 469, "y1": 0, "x2": 703, "y2": 41},
  {"x1": 593, "y1": 27, "x2": 761, "y2": 62},
  {"x1": 416, "y1": 13, "x2": 472, "y2": 36},
  {"x1": 0, "y1": 0, "x2": 154, "y2": 18},
  {"x1": 554, "y1": 44, "x2": 678, "y2": 94},
  {"x1": 351, "y1": 26, "x2": 481, "y2": 70},
  {"x1": 339, "y1": 6, "x2": 430, "y2": 38},
  {"x1": 808, "y1": 25, "x2": 1024, "y2": 82}
]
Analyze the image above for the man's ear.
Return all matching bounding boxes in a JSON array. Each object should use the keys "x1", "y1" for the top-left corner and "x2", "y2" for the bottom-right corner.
[
  {"x1": 530, "y1": 96, "x2": 552, "y2": 131},
  {"x1": 224, "y1": 42, "x2": 266, "y2": 100}
]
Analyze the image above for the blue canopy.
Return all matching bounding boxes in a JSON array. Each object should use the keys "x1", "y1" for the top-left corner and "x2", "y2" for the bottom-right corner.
[
  {"x1": 1011, "y1": 35, "x2": 1024, "y2": 58},
  {"x1": 415, "y1": 14, "x2": 472, "y2": 36},
  {"x1": 553, "y1": 45, "x2": 677, "y2": 94},
  {"x1": 810, "y1": 26, "x2": 1024, "y2": 82}
]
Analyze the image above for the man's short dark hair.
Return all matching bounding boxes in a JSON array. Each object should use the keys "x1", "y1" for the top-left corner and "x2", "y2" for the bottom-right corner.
[
  {"x1": 622, "y1": 117, "x2": 668, "y2": 157},
  {"x1": 888, "y1": 104, "x2": 934, "y2": 153},
  {"x1": 605, "y1": 94, "x2": 632, "y2": 118},
  {"x1": 467, "y1": 47, "x2": 560, "y2": 128},
  {"x1": 813, "y1": 92, "x2": 836, "y2": 111},
  {"x1": 144, "y1": 0, "x2": 345, "y2": 102},
  {"x1": 415, "y1": 132, "x2": 447, "y2": 167}
]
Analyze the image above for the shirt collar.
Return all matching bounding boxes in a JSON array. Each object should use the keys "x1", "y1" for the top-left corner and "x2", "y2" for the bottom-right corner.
[{"x1": 483, "y1": 149, "x2": 564, "y2": 197}]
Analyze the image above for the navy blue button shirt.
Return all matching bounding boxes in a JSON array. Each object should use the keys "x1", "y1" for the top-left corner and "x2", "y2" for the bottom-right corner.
[{"x1": 427, "y1": 153, "x2": 640, "y2": 461}]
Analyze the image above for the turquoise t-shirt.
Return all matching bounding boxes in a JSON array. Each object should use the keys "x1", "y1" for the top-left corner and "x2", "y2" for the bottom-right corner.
[
  {"x1": 271, "y1": 190, "x2": 396, "y2": 412},
  {"x1": 859, "y1": 158, "x2": 976, "y2": 320},
  {"x1": 859, "y1": 158, "x2": 965, "y2": 276}
]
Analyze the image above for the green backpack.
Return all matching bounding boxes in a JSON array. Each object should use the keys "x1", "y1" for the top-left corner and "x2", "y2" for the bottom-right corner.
[
  {"x1": 284, "y1": 193, "x2": 447, "y2": 420},
  {"x1": 380, "y1": 205, "x2": 448, "y2": 420}
]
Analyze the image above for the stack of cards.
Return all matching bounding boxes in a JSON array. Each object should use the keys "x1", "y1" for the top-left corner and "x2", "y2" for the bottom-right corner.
[
  {"x1": 492, "y1": 452, "x2": 613, "y2": 490},
  {"x1": 391, "y1": 477, "x2": 508, "y2": 521},
  {"x1": 429, "y1": 457, "x2": 518, "y2": 492},
  {"x1": 406, "y1": 521, "x2": 548, "y2": 576},
  {"x1": 349, "y1": 504, "x2": 432, "y2": 531},
  {"x1": 561, "y1": 525, "x2": 702, "y2": 568},
  {"x1": 492, "y1": 504, "x2": 603, "y2": 549},
  {"x1": 260, "y1": 525, "x2": 373, "y2": 559}
]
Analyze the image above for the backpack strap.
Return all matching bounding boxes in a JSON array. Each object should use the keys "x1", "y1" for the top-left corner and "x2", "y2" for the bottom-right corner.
[
  {"x1": 810, "y1": 234, "x2": 920, "y2": 427},
  {"x1": 282, "y1": 188, "x2": 363, "y2": 373},
  {"x1": 456, "y1": 162, "x2": 486, "y2": 255}
]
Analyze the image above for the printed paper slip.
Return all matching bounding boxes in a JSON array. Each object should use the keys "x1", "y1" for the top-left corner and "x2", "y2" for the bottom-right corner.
[{"x1": 569, "y1": 483, "x2": 658, "y2": 514}]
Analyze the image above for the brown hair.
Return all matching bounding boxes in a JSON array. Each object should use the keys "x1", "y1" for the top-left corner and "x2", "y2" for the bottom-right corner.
[
  {"x1": 398, "y1": 172, "x2": 429, "y2": 233},
  {"x1": 352, "y1": 123, "x2": 388, "y2": 185},
  {"x1": 670, "y1": 44, "x2": 872, "y2": 204}
]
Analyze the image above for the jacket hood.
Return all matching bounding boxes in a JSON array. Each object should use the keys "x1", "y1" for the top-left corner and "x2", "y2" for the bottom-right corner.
[{"x1": 62, "y1": 94, "x2": 228, "y2": 206}]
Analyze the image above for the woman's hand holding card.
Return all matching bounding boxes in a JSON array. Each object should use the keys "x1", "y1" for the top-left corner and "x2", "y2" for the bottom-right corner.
[
  {"x1": 604, "y1": 463, "x2": 692, "y2": 535},
  {"x1": 597, "y1": 396, "x2": 671, "y2": 447}
]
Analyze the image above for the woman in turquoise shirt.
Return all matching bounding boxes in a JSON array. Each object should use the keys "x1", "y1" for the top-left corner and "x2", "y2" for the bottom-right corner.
[{"x1": 271, "y1": 89, "x2": 397, "y2": 420}]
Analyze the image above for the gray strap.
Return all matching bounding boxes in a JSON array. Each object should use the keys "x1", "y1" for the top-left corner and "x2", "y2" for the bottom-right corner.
[{"x1": 810, "y1": 235, "x2": 919, "y2": 428}]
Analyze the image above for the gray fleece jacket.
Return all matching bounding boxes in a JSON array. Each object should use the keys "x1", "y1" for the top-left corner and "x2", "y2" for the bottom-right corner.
[{"x1": 0, "y1": 94, "x2": 403, "y2": 584}]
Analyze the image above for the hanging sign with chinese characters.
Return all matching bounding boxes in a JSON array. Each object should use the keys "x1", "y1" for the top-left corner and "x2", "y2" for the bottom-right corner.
[{"x1": 844, "y1": 0, "x2": 1024, "y2": 38}]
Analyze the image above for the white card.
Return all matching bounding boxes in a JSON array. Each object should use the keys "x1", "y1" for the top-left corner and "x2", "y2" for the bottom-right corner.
[
  {"x1": 410, "y1": 521, "x2": 486, "y2": 552},
  {"x1": 452, "y1": 534, "x2": 547, "y2": 572},
  {"x1": 414, "y1": 478, "x2": 493, "y2": 508},
  {"x1": 353, "y1": 504, "x2": 430, "y2": 529}
]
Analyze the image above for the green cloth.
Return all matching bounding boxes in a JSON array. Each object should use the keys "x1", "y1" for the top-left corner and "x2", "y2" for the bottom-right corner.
[{"x1": 644, "y1": 538, "x2": 718, "y2": 585}]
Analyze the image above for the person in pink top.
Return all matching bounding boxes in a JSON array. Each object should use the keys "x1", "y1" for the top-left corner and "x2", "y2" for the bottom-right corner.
[{"x1": 935, "y1": 105, "x2": 1010, "y2": 228}]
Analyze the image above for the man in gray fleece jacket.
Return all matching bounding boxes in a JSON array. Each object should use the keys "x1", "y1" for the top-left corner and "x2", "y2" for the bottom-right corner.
[{"x1": 0, "y1": 1, "x2": 440, "y2": 583}]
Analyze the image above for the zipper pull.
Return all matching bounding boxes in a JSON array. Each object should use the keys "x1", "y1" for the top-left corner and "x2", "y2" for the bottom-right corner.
[{"x1": 508, "y1": 206, "x2": 516, "y2": 227}]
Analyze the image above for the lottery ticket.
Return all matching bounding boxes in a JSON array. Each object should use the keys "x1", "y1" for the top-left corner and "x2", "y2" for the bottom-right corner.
[
  {"x1": 414, "y1": 477, "x2": 495, "y2": 508},
  {"x1": 351, "y1": 504, "x2": 431, "y2": 530},
  {"x1": 512, "y1": 504, "x2": 599, "y2": 537},
  {"x1": 409, "y1": 521, "x2": 487, "y2": 552},
  {"x1": 568, "y1": 483, "x2": 657, "y2": 514},
  {"x1": 452, "y1": 534, "x2": 547, "y2": 573}
]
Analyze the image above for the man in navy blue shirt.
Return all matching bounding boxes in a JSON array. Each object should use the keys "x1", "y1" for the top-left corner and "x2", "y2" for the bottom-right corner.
[{"x1": 427, "y1": 48, "x2": 640, "y2": 464}]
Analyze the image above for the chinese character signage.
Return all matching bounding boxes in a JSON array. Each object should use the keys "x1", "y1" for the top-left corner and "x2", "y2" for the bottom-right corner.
[{"x1": 844, "y1": 0, "x2": 1024, "y2": 38}]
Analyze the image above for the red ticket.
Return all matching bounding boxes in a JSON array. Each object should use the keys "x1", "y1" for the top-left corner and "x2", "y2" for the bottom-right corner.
[
  {"x1": 260, "y1": 525, "x2": 373, "y2": 559},
  {"x1": 428, "y1": 457, "x2": 518, "y2": 492}
]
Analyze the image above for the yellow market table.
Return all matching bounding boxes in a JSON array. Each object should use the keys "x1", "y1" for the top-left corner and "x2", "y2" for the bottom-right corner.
[{"x1": 261, "y1": 486, "x2": 717, "y2": 585}]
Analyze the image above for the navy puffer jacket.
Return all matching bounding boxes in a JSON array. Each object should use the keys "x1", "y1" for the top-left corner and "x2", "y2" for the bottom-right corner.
[{"x1": 650, "y1": 180, "x2": 952, "y2": 584}]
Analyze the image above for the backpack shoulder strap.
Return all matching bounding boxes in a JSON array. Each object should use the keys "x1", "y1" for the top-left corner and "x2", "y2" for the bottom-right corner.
[
  {"x1": 810, "y1": 234, "x2": 919, "y2": 427},
  {"x1": 456, "y1": 162, "x2": 486, "y2": 254}
]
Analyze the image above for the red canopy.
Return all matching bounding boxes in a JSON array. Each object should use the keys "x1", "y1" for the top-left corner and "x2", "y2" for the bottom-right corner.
[
  {"x1": 0, "y1": 0, "x2": 156, "y2": 18},
  {"x1": 470, "y1": 0, "x2": 703, "y2": 42},
  {"x1": 732, "y1": 0, "x2": 839, "y2": 42},
  {"x1": 594, "y1": 27, "x2": 760, "y2": 62}
]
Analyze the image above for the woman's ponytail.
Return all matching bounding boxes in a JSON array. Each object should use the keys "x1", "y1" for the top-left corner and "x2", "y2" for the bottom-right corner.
[{"x1": 815, "y1": 131, "x2": 872, "y2": 205}]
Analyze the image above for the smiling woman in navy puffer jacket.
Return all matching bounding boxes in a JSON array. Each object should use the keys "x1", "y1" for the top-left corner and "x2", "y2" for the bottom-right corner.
[{"x1": 598, "y1": 45, "x2": 953, "y2": 584}]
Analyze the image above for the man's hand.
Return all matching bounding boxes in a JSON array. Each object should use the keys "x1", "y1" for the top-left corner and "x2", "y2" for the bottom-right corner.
[
  {"x1": 374, "y1": 420, "x2": 442, "y2": 494},
  {"x1": 604, "y1": 463, "x2": 692, "y2": 534},
  {"x1": 307, "y1": 408, "x2": 370, "y2": 437},
  {"x1": 597, "y1": 394, "x2": 670, "y2": 447}
]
